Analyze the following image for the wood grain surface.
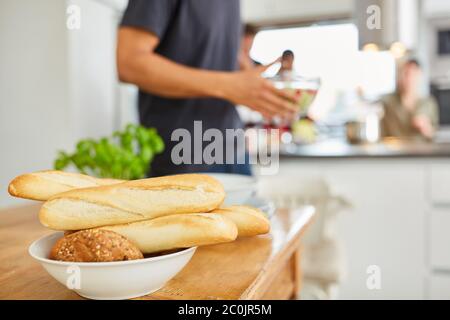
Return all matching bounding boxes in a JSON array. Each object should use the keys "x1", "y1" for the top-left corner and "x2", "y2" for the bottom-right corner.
[{"x1": 0, "y1": 203, "x2": 314, "y2": 300}]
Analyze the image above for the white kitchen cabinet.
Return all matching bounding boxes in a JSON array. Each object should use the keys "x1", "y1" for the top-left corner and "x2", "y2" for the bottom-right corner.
[
  {"x1": 265, "y1": 159, "x2": 429, "y2": 299},
  {"x1": 430, "y1": 163, "x2": 450, "y2": 204},
  {"x1": 430, "y1": 209, "x2": 450, "y2": 270},
  {"x1": 326, "y1": 163, "x2": 426, "y2": 300},
  {"x1": 430, "y1": 274, "x2": 450, "y2": 299}
]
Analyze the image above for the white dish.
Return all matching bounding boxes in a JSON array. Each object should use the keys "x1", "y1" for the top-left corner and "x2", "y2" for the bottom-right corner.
[
  {"x1": 29, "y1": 232, "x2": 196, "y2": 300},
  {"x1": 245, "y1": 197, "x2": 276, "y2": 220},
  {"x1": 208, "y1": 173, "x2": 256, "y2": 205}
]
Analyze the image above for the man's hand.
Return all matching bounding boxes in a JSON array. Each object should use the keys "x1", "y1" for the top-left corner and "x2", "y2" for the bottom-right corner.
[
  {"x1": 221, "y1": 65, "x2": 299, "y2": 121},
  {"x1": 412, "y1": 115, "x2": 434, "y2": 139}
]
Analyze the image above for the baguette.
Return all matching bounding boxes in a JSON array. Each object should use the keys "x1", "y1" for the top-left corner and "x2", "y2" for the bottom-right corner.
[
  {"x1": 39, "y1": 174, "x2": 225, "y2": 230},
  {"x1": 212, "y1": 205, "x2": 270, "y2": 237},
  {"x1": 8, "y1": 170, "x2": 122, "y2": 201},
  {"x1": 99, "y1": 213, "x2": 238, "y2": 253}
]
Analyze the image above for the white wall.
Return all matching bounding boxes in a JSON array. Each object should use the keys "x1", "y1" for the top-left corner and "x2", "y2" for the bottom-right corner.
[
  {"x1": 241, "y1": 0, "x2": 354, "y2": 23},
  {"x1": 421, "y1": 0, "x2": 450, "y2": 83},
  {"x1": 424, "y1": 0, "x2": 450, "y2": 18},
  {"x1": 67, "y1": 0, "x2": 121, "y2": 140},
  {"x1": 0, "y1": 0, "x2": 122, "y2": 208},
  {"x1": 0, "y1": 0, "x2": 72, "y2": 208}
]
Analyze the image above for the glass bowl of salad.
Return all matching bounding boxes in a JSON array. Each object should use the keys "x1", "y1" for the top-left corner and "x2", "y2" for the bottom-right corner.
[{"x1": 268, "y1": 72, "x2": 321, "y2": 118}]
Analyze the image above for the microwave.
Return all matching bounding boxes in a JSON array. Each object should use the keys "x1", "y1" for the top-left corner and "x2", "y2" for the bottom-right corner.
[
  {"x1": 438, "y1": 29, "x2": 450, "y2": 56},
  {"x1": 431, "y1": 84, "x2": 450, "y2": 126}
]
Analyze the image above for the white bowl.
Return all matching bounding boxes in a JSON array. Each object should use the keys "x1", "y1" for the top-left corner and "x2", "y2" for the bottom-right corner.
[
  {"x1": 208, "y1": 173, "x2": 257, "y2": 205},
  {"x1": 29, "y1": 232, "x2": 196, "y2": 300}
]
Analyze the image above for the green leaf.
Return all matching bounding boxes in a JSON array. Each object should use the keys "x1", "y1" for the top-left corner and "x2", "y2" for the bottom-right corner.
[
  {"x1": 152, "y1": 136, "x2": 165, "y2": 153},
  {"x1": 129, "y1": 159, "x2": 144, "y2": 180},
  {"x1": 140, "y1": 145, "x2": 153, "y2": 164},
  {"x1": 54, "y1": 123, "x2": 163, "y2": 179}
]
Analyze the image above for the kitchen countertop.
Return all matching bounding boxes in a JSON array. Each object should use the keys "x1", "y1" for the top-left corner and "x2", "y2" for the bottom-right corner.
[
  {"x1": 280, "y1": 138, "x2": 450, "y2": 159},
  {"x1": 0, "y1": 204, "x2": 314, "y2": 300}
]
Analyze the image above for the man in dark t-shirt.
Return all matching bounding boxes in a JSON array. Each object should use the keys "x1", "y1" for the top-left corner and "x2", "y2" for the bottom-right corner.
[{"x1": 118, "y1": 0, "x2": 297, "y2": 176}]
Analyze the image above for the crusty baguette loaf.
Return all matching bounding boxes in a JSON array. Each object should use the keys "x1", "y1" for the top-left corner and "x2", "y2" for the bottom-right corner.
[
  {"x1": 39, "y1": 174, "x2": 225, "y2": 230},
  {"x1": 212, "y1": 205, "x2": 270, "y2": 237},
  {"x1": 50, "y1": 229, "x2": 143, "y2": 262},
  {"x1": 8, "y1": 170, "x2": 122, "y2": 201},
  {"x1": 99, "y1": 213, "x2": 238, "y2": 253}
]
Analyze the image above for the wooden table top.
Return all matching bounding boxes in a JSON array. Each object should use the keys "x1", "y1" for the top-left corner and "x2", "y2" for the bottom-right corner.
[{"x1": 0, "y1": 204, "x2": 314, "y2": 300}]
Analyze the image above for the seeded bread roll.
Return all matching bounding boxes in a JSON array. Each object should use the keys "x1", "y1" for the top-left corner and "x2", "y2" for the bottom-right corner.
[
  {"x1": 39, "y1": 174, "x2": 225, "y2": 230},
  {"x1": 99, "y1": 213, "x2": 238, "y2": 254},
  {"x1": 212, "y1": 205, "x2": 270, "y2": 237},
  {"x1": 8, "y1": 170, "x2": 122, "y2": 201},
  {"x1": 49, "y1": 229, "x2": 143, "y2": 262}
]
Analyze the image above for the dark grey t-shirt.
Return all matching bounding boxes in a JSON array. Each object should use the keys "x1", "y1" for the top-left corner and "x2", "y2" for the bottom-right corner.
[{"x1": 121, "y1": 0, "x2": 243, "y2": 175}]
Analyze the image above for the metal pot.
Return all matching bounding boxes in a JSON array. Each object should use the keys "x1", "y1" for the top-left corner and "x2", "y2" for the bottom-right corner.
[{"x1": 346, "y1": 114, "x2": 381, "y2": 144}]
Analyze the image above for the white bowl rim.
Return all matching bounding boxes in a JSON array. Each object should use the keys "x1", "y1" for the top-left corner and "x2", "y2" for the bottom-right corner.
[
  {"x1": 207, "y1": 172, "x2": 256, "y2": 180},
  {"x1": 29, "y1": 232, "x2": 197, "y2": 267},
  {"x1": 207, "y1": 173, "x2": 257, "y2": 191}
]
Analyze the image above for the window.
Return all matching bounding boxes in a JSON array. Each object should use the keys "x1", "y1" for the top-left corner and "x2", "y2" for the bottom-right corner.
[{"x1": 251, "y1": 23, "x2": 396, "y2": 120}]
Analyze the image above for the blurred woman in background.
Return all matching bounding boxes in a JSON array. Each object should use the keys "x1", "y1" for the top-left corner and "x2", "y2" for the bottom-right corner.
[{"x1": 381, "y1": 59, "x2": 439, "y2": 140}]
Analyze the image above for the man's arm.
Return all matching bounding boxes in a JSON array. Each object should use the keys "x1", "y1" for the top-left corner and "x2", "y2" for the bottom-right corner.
[{"x1": 117, "y1": 27, "x2": 298, "y2": 120}]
